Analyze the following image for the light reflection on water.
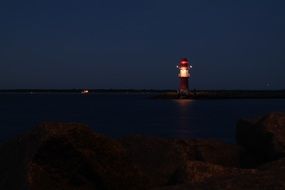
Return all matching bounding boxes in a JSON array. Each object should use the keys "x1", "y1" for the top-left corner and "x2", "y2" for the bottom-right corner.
[
  {"x1": 174, "y1": 99, "x2": 193, "y2": 107},
  {"x1": 173, "y1": 99, "x2": 193, "y2": 138}
]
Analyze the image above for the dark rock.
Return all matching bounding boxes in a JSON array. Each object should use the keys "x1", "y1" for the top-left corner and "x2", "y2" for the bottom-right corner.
[
  {"x1": 237, "y1": 112, "x2": 285, "y2": 167},
  {"x1": 0, "y1": 123, "x2": 142, "y2": 190},
  {"x1": 1, "y1": 117, "x2": 285, "y2": 190},
  {"x1": 154, "y1": 159, "x2": 285, "y2": 190},
  {"x1": 120, "y1": 136, "x2": 188, "y2": 188},
  {"x1": 120, "y1": 137, "x2": 242, "y2": 187},
  {"x1": 0, "y1": 139, "x2": 28, "y2": 190},
  {"x1": 174, "y1": 139, "x2": 242, "y2": 167},
  {"x1": 169, "y1": 160, "x2": 255, "y2": 185}
]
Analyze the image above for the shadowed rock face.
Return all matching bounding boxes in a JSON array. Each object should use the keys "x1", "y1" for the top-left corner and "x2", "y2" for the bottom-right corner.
[
  {"x1": 237, "y1": 112, "x2": 285, "y2": 167},
  {"x1": 173, "y1": 139, "x2": 242, "y2": 167},
  {"x1": 156, "y1": 159, "x2": 285, "y2": 190},
  {"x1": 119, "y1": 136, "x2": 243, "y2": 187},
  {"x1": 120, "y1": 136, "x2": 188, "y2": 188},
  {"x1": 172, "y1": 161, "x2": 256, "y2": 184},
  {"x1": 0, "y1": 114, "x2": 285, "y2": 190},
  {"x1": 0, "y1": 123, "x2": 143, "y2": 190},
  {"x1": 0, "y1": 123, "x2": 242, "y2": 190}
]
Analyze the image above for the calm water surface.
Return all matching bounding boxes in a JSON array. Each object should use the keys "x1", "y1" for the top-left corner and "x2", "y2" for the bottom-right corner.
[{"x1": 1, "y1": 94, "x2": 285, "y2": 143}]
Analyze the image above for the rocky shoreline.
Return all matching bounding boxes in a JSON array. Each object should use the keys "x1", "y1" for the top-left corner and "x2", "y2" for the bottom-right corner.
[{"x1": 0, "y1": 113, "x2": 285, "y2": 189}]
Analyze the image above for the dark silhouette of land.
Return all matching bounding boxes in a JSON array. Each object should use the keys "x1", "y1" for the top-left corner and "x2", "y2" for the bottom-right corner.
[
  {"x1": 1, "y1": 89, "x2": 285, "y2": 99},
  {"x1": 0, "y1": 89, "x2": 173, "y2": 94},
  {"x1": 154, "y1": 90, "x2": 285, "y2": 99}
]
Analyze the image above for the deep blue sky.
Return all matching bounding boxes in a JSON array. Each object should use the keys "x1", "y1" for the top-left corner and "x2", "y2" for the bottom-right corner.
[{"x1": 0, "y1": 0, "x2": 284, "y2": 89}]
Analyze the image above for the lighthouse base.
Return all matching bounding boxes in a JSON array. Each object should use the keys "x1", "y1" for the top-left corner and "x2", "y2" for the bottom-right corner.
[
  {"x1": 179, "y1": 77, "x2": 189, "y2": 96},
  {"x1": 178, "y1": 89, "x2": 189, "y2": 95}
]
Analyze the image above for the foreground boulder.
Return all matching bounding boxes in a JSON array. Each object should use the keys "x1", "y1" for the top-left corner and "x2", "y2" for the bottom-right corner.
[
  {"x1": 237, "y1": 112, "x2": 285, "y2": 167},
  {"x1": 155, "y1": 159, "x2": 285, "y2": 190},
  {"x1": 120, "y1": 136, "x2": 188, "y2": 188},
  {"x1": 0, "y1": 123, "x2": 242, "y2": 190},
  {"x1": 173, "y1": 139, "x2": 241, "y2": 167},
  {"x1": 168, "y1": 161, "x2": 256, "y2": 185},
  {"x1": 0, "y1": 123, "x2": 142, "y2": 190},
  {"x1": 0, "y1": 117, "x2": 284, "y2": 190}
]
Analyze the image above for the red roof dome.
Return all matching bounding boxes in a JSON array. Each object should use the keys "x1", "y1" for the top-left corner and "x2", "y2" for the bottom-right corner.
[{"x1": 180, "y1": 58, "x2": 189, "y2": 66}]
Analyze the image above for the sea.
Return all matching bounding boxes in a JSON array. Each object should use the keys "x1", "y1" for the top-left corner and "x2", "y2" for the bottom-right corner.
[{"x1": 1, "y1": 93, "x2": 285, "y2": 143}]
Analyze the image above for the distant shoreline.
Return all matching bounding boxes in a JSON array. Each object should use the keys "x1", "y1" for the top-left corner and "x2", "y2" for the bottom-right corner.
[
  {"x1": 1, "y1": 89, "x2": 285, "y2": 99},
  {"x1": 0, "y1": 89, "x2": 174, "y2": 94},
  {"x1": 0, "y1": 89, "x2": 284, "y2": 92},
  {"x1": 154, "y1": 90, "x2": 285, "y2": 99}
]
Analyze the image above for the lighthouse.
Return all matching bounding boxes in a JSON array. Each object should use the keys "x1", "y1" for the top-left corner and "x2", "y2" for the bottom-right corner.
[{"x1": 177, "y1": 58, "x2": 192, "y2": 95}]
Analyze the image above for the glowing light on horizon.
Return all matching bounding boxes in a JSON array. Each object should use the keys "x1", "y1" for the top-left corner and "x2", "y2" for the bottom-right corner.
[{"x1": 81, "y1": 90, "x2": 89, "y2": 94}]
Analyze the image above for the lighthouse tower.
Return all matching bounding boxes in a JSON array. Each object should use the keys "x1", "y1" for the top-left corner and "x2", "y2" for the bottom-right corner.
[{"x1": 177, "y1": 58, "x2": 192, "y2": 95}]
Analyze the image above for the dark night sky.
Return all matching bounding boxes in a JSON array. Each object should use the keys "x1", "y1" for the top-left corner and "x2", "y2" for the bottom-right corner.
[{"x1": 0, "y1": 0, "x2": 284, "y2": 90}]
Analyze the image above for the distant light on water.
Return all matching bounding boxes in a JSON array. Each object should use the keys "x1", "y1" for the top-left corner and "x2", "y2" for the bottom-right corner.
[
  {"x1": 81, "y1": 90, "x2": 89, "y2": 94},
  {"x1": 174, "y1": 99, "x2": 193, "y2": 107}
]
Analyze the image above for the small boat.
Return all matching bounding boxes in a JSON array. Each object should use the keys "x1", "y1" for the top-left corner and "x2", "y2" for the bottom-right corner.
[{"x1": 81, "y1": 90, "x2": 89, "y2": 94}]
